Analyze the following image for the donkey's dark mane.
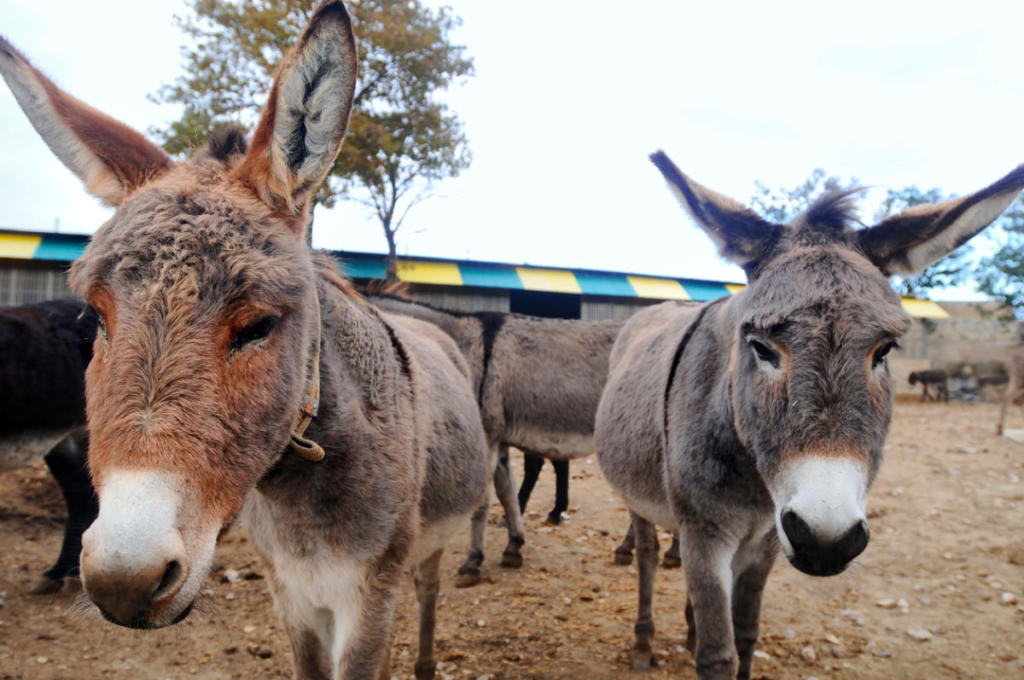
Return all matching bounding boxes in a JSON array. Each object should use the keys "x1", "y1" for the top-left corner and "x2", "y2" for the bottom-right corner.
[
  {"x1": 207, "y1": 126, "x2": 249, "y2": 162},
  {"x1": 802, "y1": 188, "x2": 866, "y2": 232}
]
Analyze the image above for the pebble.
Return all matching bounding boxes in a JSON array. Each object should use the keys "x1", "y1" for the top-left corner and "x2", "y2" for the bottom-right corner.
[
  {"x1": 875, "y1": 598, "x2": 899, "y2": 609},
  {"x1": 36, "y1": 657, "x2": 48, "y2": 664},
  {"x1": 1001, "y1": 593, "x2": 1018, "y2": 605},
  {"x1": 906, "y1": 628, "x2": 932, "y2": 642},
  {"x1": 801, "y1": 645, "x2": 817, "y2": 663},
  {"x1": 243, "y1": 625, "x2": 256, "y2": 634},
  {"x1": 220, "y1": 569, "x2": 241, "y2": 584},
  {"x1": 476, "y1": 619, "x2": 486, "y2": 627},
  {"x1": 753, "y1": 650, "x2": 772, "y2": 661},
  {"x1": 784, "y1": 629, "x2": 796, "y2": 639}
]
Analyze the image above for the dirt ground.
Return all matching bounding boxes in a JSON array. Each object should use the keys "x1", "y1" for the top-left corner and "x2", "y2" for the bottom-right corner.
[{"x1": 1, "y1": 400, "x2": 1022, "y2": 680}]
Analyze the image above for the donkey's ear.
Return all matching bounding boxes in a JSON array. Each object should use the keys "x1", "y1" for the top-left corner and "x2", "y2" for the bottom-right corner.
[
  {"x1": 859, "y1": 165, "x2": 1024, "y2": 275},
  {"x1": 650, "y1": 151, "x2": 781, "y2": 269},
  {"x1": 234, "y1": 0, "x2": 357, "y2": 230},
  {"x1": 0, "y1": 37, "x2": 170, "y2": 206}
]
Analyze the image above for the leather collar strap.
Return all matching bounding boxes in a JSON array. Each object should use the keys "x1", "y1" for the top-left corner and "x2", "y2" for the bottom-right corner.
[{"x1": 288, "y1": 288, "x2": 325, "y2": 462}]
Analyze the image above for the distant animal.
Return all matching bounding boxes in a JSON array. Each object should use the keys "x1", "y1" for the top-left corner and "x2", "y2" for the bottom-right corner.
[
  {"x1": 0, "y1": 299, "x2": 99, "y2": 593},
  {"x1": 366, "y1": 292, "x2": 625, "y2": 586},
  {"x1": 997, "y1": 347, "x2": 1024, "y2": 435},
  {"x1": 1, "y1": 4, "x2": 492, "y2": 679},
  {"x1": 909, "y1": 369, "x2": 949, "y2": 402},
  {"x1": 596, "y1": 150, "x2": 1024, "y2": 678}
]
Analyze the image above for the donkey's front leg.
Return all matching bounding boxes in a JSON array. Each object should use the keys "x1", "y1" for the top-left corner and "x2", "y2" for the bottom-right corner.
[
  {"x1": 731, "y1": 536, "x2": 777, "y2": 680},
  {"x1": 679, "y1": 528, "x2": 739, "y2": 680},
  {"x1": 492, "y1": 445, "x2": 526, "y2": 568},
  {"x1": 629, "y1": 512, "x2": 659, "y2": 671},
  {"x1": 413, "y1": 550, "x2": 444, "y2": 680}
]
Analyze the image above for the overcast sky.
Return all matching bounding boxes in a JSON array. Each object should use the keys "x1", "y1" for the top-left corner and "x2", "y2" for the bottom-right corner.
[{"x1": 3, "y1": 1, "x2": 1024, "y2": 293}]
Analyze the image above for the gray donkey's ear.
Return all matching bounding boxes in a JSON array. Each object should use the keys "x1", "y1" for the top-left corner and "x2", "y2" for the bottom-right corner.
[
  {"x1": 235, "y1": 0, "x2": 357, "y2": 230},
  {"x1": 0, "y1": 36, "x2": 171, "y2": 206},
  {"x1": 858, "y1": 165, "x2": 1024, "y2": 275},
  {"x1": 650, "y1": 151, "x2": 782, "y2": 269}
]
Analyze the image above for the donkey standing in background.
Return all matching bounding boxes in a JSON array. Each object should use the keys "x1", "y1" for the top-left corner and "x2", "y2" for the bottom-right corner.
[
  {"x1": 597, "y1": 151, "x2": 1024, "y2": 679},
  {"x1": 909, "y1": 369, "x2": 949, "y2": 402},
  {"x1": 1, "y1": 299, "x2": 99, "y2": 594},
  {"x1": 996, "y1": 346, "x2": 1024, "y2": 435},
  {"x1": 1, "y1": 3, "x2": 491, "y2": 678},
  {"x1": 367, "y1": 293, "x2": 623, "y2": 586}
]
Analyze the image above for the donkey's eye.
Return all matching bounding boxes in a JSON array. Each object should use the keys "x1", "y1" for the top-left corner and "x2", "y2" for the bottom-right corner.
[
  {"x1": 872, "y1": 341, "x2": 899, "y2": 369},
  {"x1": 86, "y1": 306, "x2": 109, "y2": 343},
  {"x1": 748, "y1": 339, "x2": 780, "y2": 369},
  {"x1": 231, "y1": 316, "x2": 279, "y2": 354}
]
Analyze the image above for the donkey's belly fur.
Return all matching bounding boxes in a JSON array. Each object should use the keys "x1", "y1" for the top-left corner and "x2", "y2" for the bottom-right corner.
[
  {"x1": 0, "y1": 429, "x2": 70, "y2": 472},
  {"x1": 505, "y1": 427, "x2": 594, "y2": 460}
]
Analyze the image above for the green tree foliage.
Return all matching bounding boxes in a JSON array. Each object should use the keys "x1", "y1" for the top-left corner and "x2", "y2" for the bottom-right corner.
[
  {"x1": 873, "y1": 186, "x2": 971, "y2": 299},
  {"x1": 150, "y1": 0, "x2": 474, "y2": 278},
  {"x1": 976, "y1": 196, "x2": 1024, "y2": 319}
]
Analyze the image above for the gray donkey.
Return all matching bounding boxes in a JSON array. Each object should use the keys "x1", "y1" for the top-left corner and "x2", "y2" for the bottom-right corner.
[
  {"x1": 996, "y1": 345, "x2": 1024, "y2": 435},
  {"x1": 366, "y1": 293, "x2": 623, "y2": 585},
  {"x1": 1, "y1": 3, "x2": 491, "y2": 678},
  {"x1": 596, "y1": 151, "x2": 1024, "y2": 679}
]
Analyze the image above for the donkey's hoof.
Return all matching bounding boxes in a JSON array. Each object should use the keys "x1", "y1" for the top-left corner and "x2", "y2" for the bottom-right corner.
[
  {"x1": 661, "y1": 554, "x2": 682, "y2": 569},
  {"x1": 455, "y1": 568, "x2": 482, "y2": 588},
  {"x1": 544, "y1": 512, "x2": 562, "y2": 526},
  {"x1": 630, "y1": 649, "x2": 655, "y2": 672},
  {"x1": 613, "y1": 551, "x2": 634, "y2": 566},
  {"x1": 414, "y1": 659, "x2": 436, "y2": 680},
  {"x1": 499, "y1": 551, "x2": 523, "y2": 568},
  {"x1": 29, "y1": 576, "x2": 63, "y2": 595}
]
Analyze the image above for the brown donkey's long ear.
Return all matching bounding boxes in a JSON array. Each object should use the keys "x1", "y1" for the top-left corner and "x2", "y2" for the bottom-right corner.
[
  {"x1": 234, "y1": 0, "x2": 357, "y2": 232},
  {"x1": 858, "y1": 164, "x2": 1024, "y2": 275},
  {"x1": 0, "y1": 37, "x2": 170, "y2": 206},
  {"x1": 650, "y1": 151, "x2": 782, "y2": 270}
]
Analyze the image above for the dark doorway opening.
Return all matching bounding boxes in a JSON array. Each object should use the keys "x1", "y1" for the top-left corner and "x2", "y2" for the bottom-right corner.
[{"x1": 509, "y1": 290, "x2": 581, "y2": 319}]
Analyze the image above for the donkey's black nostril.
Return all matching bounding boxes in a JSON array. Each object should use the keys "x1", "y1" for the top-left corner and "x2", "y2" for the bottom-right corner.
[
  {"x1": 836, "y1": 519, "x2": 870, "y2": 563},
  {"x1": 152, "y1": 559, "x2": 186, "y2": 602},
  {"x1": 781, "y1": 510, "x2": 814, "y2": 549}
]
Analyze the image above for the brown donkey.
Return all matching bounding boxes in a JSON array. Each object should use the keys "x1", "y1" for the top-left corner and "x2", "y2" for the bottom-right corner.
[
  {"x1": 596, "y1": 151, "x2": 1024, "y2": 679},
  {"x1": 1, "y1": 3, "x2": 491, "y2": 678}
]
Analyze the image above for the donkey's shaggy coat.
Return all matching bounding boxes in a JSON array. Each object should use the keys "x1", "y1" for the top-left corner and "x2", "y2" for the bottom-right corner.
[
  {"x1": 597, "y1": 151, "x2": 1024, "y2": 679},
  {"x1": 1, "y1": 3, "x2": 490, "y2": 678}
]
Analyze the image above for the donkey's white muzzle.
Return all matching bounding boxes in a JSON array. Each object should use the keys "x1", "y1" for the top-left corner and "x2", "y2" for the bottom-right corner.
[{"x1": 771, "y1": 457, "x2": 870, "y2": 576}]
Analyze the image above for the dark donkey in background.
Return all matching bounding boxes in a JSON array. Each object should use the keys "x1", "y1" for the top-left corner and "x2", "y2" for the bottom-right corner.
[
  {"x1": 0, "y1": 299, "x2": 99, "y2": 593},
  {"x1": 367, "y1": 292, "x2": 625, "y2": 585},
  {"x1": 2, "y1": 2, "x2": 491, "y2": 678},
  {"x1": 597, "y1": 151, "x2": 1024, "y2": 679}
]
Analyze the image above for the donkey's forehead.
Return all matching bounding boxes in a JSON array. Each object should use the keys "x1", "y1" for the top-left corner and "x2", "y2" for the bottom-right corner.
[
  {"x1": 73, "y1": 172, "x2": 309, "y2": 304},
  {"x1": 742, "y1": 246, "x2": 911, "y2": 336}
]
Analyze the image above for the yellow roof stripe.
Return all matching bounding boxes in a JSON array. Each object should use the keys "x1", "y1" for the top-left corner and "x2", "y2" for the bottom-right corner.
[
  {"x1": 515, "y1": 267, "x2": 582, "y2": 294},
  {"x1": 0, "y1": 233, "x2": 42, "y2": 259},
  {"x1": 627, "y1": 276, "x2": 689, "y2": 300},
  {"x1": 725, "y1": 283, "x2": 746, "y2": 294},
  {"x1": 901, "y1": 298, "x2": 949, "y2": 319},
  {"x1": 396, "y1": 260, "x2": 463, "y2": 286}
]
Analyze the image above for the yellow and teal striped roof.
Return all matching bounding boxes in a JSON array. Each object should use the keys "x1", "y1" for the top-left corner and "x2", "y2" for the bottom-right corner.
[{"x1": 0, "y1": 229, "x2": 950, "y2": 316}]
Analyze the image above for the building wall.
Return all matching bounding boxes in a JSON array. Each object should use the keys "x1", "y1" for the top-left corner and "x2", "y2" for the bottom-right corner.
[
  {"x1": 0, "y1": 260, "x2": 74, "y2": 305},
  {"x1": 580, "y1": 296, "x2": 659, "y2": 321},
  {"x1": 406, "y1": 285, "x2": 509, "y2": 313}
]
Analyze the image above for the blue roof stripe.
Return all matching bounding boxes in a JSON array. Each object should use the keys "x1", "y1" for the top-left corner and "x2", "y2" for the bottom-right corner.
[
  {"x1": 337, "y1": 257, "x2": 387, "y2": 280},
  {"x1": 35, "y1": 236, "x2": 86, "y2": 262},
  {"x1": 680, "y1": 280, "x2": 730, "y2": 301},
  {"x1": 573, "y1": 271, "x2": 636, "y2": 297},
  {"x1": 457, "y1": 262, "x2": 524, "y2": 290}
]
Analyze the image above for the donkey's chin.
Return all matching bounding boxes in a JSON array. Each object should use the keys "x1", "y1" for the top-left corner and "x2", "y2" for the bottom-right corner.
[
  {"x1": 96, "y1": 600, "x2": 196, "y2": 630},
  {"x1": 784, "y1": 552, "x2": 853, "y2": 578}
]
